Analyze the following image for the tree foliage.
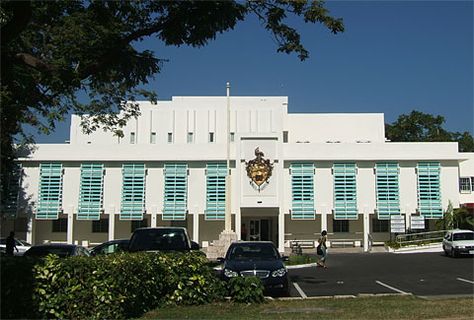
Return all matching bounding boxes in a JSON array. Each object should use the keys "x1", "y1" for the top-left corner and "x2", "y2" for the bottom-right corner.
[
  {"x1": 386, "y1": 110, "x2": 474, "y2": 152},
  {"x1": 0, "y1": 0, "x2": 344, "y2": 209}
]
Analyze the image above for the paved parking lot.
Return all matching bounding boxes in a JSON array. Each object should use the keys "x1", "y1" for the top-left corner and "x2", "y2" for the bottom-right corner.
[{"x1": 288, "y1": 252, "x2": 474, "y2": 298}]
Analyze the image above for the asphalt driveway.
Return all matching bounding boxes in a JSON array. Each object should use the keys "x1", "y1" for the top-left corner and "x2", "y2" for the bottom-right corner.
[{"x1": 288, "y1": 252, "x2": 474, "y2": 298}]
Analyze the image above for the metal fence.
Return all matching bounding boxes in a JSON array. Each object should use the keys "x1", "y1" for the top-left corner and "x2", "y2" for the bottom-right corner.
[{"x1": 395, "y1": 230, "x2": 446, "y2": 246}]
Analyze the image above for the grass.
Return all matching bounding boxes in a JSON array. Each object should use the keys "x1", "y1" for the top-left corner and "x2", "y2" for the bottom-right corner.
[
  {"x1": 141, "y1": 296, "x2": 474, "y2": 319},
  {"x1": 286, "y1": 254, "x2": 318, "y2": 266}
]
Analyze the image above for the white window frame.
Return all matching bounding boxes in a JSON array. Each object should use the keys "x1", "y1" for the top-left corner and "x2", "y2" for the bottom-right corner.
[{"x1": 460, "y1": 177, "x2": 471, "y2": 193}]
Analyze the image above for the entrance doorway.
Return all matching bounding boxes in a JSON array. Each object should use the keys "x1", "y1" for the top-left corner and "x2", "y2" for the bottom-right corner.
[{"x1": 248, "y1": 219, "x2": 271, "y2": 241}]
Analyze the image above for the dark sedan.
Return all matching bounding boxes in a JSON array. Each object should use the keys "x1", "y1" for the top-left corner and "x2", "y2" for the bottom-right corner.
[
  {"x1": 218, "y1": 241, "x2": 290, "y2": 296},
  {"x1": 90, "y1": 239, "x2": 129, "y2": 256},
  {"x1": 24, "y1": 244, "x2": 90, "y2": 258}
]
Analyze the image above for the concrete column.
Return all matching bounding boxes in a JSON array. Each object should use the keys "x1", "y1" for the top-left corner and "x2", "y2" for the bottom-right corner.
[
  {"x1": 405, "y1": 211, "x2": 410, "y2": 232},
  {"x1": 151, "y1": 212, "x2": 157, "y2": 227},
  {"x1": 192, "y1": 207, "x2": 199, "y2": 243},
  {"x1": 108, "y1": 212, "x2": 115, "y2": 241},
  {"x1": 26, "y1": 215, "x2": 34, "y2": 244},
  {"x1": 67, "y1": 208, "x2": 74, "y2": 244},
  {"x1": 278, "y1": 208, "x2": 285, "y2": 253},
  {"x1": 235, "y1": 208, "x2": 241, "y2": 240},
  {"x1": 363, "y1": 211, "x2": 370, "y2": 252},
  {"x1": 321, "y1": 208, "x2": 328, "y2": 232}
]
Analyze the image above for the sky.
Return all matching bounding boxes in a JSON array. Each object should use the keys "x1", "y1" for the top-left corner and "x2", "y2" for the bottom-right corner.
[{"x1": 34, "y1": 0, "x2": 473, "y2": 143}]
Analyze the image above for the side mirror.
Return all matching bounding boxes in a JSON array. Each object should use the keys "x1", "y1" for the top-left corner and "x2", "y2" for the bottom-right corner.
[
  {"x1": 190, "y1": 241, "x2": 200, "y2": 250},
  {"x1": 216, "y1": 257, "x2": 225, "y2": 263},
  {"x1": 281, "y1": 255, "x2": 289, "y2": 262}
]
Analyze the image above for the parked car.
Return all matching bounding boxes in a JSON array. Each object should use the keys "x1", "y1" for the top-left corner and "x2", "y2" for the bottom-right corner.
[
  {"x1": 128, "y1": 227, "x2": 200, "y2": 253},
  {"x1": 24, "y1": 244, "x2": 90, "y2": 258},
  {"x1": 442, "y1": 229, "x2": 474, "y2": 257},
  {"x1": 0, "y1": 238, "x2": 31, "y2": 256},
  {"x1": 90, "y1": 239, "x2": 129, "y2": 256},
  {"x1": 218, "y1": 241, "x2": 290, "y2": 296}
]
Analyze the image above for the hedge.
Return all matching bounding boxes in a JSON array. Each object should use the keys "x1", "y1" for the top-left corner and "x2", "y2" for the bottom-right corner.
[{"x1": 1, "y1": 252, "x2": 264, "y2": 319}]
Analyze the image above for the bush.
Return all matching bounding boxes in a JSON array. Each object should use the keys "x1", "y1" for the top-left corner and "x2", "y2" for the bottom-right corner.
[
  {"x1": 286, "y1": 254, "x2": 317, "y2": 265},
  {"x1": 33, "y1": 251, "x2": 224, "y2": 319},
  {"x1": 227, "y1": 276, "x2": 265, "y2": 304},
  {"x1": 1, "y1": 256, "x2": 40, "y2": 319}
]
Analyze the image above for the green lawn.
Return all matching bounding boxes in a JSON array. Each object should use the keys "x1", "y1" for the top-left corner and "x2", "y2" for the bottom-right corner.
[{"x1": 142, "y1": 295, "x2": 474, "y2": 320}]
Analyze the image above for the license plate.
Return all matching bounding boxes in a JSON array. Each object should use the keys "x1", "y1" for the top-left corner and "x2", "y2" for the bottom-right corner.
[{"x1": 469, "y1": 250, "x2": 474, "y2": 254}]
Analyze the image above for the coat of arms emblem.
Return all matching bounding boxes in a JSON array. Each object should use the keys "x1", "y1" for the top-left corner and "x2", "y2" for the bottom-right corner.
[{"x1": 245, "y1": 147, "x2": 273, "y2": 192}]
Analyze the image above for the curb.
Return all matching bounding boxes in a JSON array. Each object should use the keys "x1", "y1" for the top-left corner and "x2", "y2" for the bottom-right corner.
[{"x1": 286, "y1": 262, "x2": 319, "y2": 269}]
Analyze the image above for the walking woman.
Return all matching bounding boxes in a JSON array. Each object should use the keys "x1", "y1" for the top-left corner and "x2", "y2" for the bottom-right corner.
[{"x1": 316, "y1": 230, "x2": 328, "y2": 268}]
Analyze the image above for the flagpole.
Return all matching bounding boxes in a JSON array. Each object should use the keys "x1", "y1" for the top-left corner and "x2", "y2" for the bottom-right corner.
[{"x1": 225, "y1": 82, "x2": 232, "y2": 232}]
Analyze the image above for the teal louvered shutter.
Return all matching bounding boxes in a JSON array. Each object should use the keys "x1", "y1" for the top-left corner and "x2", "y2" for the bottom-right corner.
[
  {"x1": 163, "y1": 163, "x2": 188, "y2": 220},
  {"x1": 4, "y1": 164, "x2": 22, "y2": 218},
  {"x1": 417, "y1": 162, "x2": 442, "y2": 218},
  {"x1": 375, "y1": 163, "x2": 400, "y2": 219},
  {"x1": 37, "y1": 163, "x2": 63, "y2": 219},
  {"x1": 333, "y1": 163, "x2": 358, "y2": 219},
  {"x1": 205, "y1": 163, "x2": 227, "y2": 220},
  {"x1": 77, "y1": 163, "x2": 104, "y2": 220},
  {"x1": 291, "y1": 163, "x2": 315, "y2": 220},
  {"x1": 120, "y1": 163, "x2": 146, "y2": 220}
]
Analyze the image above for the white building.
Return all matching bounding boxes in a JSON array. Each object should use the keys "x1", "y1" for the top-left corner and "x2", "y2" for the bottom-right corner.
[{"x1": 3, "y1": 95, "x2": 474, "y2": 253}]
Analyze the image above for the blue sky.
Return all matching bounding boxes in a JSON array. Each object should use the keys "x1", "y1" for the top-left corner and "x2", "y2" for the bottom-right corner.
[{"x1": 35, "y1": 0, "x2": 473, "y2": 143}]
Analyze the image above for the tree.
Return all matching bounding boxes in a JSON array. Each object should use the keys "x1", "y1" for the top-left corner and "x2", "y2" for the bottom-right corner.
[
  {"x1": 386, "y1": 110, "x2": 474, "y2": 152},
  {"x1": 0, "y1": 1, "x2": 344, "y2": 210}
]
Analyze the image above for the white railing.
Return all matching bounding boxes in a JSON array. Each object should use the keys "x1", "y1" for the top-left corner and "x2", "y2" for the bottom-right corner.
[{"x1": 396, "y1": 230, "x2": 446, "y2": 246}]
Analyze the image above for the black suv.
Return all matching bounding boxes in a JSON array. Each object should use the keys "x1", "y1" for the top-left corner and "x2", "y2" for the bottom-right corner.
[{"x1": 128, "y1": 227, "x2": 200, "y2": 252}]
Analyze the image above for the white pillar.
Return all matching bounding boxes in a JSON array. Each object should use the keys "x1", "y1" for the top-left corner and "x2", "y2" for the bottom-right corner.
[
  {"x1": 405, "y1": 212, "x2": 410, "y2": 232},
  {"x1": 67, "y1": 208, "x2": 74, "y2": 244},
  {"x1": 321, "y1": 208, "x2": 328, "y2": 233},
  {"x1": 363, "y1": 212, "x2": 370, "y2": 252},
  {"x1": 235, "y1": 209, "x2": 241, "y2": 240},
  {"x1": 108, "y1": 212, "x2": 115, "y2": 241},
  {"x1": 151, "y1": 212, "x2": 157, "y2": 227},
  {"x1": 278, "y1": 208, "x2": 285, "y2": 253},
  {"x1": 26, "y1": 215, "x2": 34, "y2": 244},
  {"x1": 193, "y1": 207, "x2": 199, "y2": 243}
]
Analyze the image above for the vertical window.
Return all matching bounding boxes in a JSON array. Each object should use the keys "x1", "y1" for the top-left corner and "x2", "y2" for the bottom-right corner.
[
  {"x1": 230, "y1": 132, "x2": 235, "y2": 142},
  {"x1": 283, "y1": 131, "x2": 289, "y2": 143},
  {"x1": 167, "y1": 132, "x2": 173, "y2": 143},
  {"x1": 37, "y1": 163, "x2": 63, "y2": 219},
  {"x1": 459, "y1": 177, "x2": 471, "y2": 193},
  {"x1": 78, "y1": 163, "x2": 104, "y2": 220},
  {"x1": 120, "y1": 163, "x2": 146, "y2": 220},
  {"x1": 205, "y1": 163, "x2": 227, "y2": 220},
  {"x1": 130, "y1": 132, "x2": 136, "y2": 144},
  {"x1": 417, "y1": 162, "x2": 442, "y2": 219},
  {"x1": 209, "y1": 132, "x2": 215, "y2": 143},
  {"x1": 372, "y1": 218, "x2": 389, "y2": 232},
  {"x1": 375, "y1": 162, "x2": 400, "y2": 219},
  {"x1": 471, "y1": 177, "x2": 474, "y2": 191},
  {"x1": 150, "y1": 132, "x2": 156, "y2": 144},
  {"x1": 333, "y1": 220, "x2": 349, "y2": 232},
  {"x1": 52, "y1": 218, "x2": 68, "y2": 233},
  {"x1": 333, "y1": 163, "x2": 358, "y2": 219},
  {"x1": 163, "y1": 163, "x2": 188, "y2": 220},
  {"x1": 4, "y1": 164, "x2": 22, "y2": 218},
  {"x1": 131, "y1": 219, "x2": 148, "y2": 233},
  {"x1": 92, "y1": 219, "x2": 109, "y2": 233},
  {"x1": 187, "y1": 132, "x2": 194, "y2": 143},
  {"x1": 290, "y1": 163, "x2": 315, "y2": 219}
]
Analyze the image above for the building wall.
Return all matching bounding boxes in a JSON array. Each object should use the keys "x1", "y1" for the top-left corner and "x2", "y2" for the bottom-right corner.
[{"x1": 8, "y1": 96, "x2": 473, "y2": 248}]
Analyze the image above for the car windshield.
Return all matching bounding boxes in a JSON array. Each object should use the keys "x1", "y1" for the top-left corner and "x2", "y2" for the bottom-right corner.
[
  {"x1": 228, "y1": 243, "x2": 278, "y2": 261},
  {"x1": 25, "y1": 246, "x2": 74, "y2": 257},
  {"x1": 129, "y1": 229, "x2": 188, "y2": 251},
  {"x1": 16, "y1": 239, "x2": 31, "y2": 246},
  {"x1": 453, "y1": 233, "x2": 474, "y2": 241}
]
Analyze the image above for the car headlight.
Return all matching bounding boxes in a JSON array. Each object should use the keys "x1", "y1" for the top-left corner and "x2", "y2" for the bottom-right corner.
[
  {"x1": 224, "y1": 268, "x2": 239, "y2": 278},
  {"x1": 455, "y1": 245, "x2": 465, "y2": 249},
  {"x1": 271, "y1": 268, "x2": 287, "y2": 277}
]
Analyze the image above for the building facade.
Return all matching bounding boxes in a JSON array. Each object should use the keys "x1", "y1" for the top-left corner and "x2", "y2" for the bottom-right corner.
[{"x1": 3, "y1": 96, "x2": 474, "y2": 253}]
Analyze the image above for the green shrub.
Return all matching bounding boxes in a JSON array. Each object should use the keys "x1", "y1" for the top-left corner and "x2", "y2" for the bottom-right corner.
[
  {"x1": 286, "y1": 254, "x2": 317, "y2": 265},
  {"x1": 227, "y1": 276, "x2": 265, "y2": 304},
  {"x1": 1, "y1": 256, "x2": 40, "y2": 319},
  {"x1": 33, "y1": 251, "x2": 225, "y2": 319}
]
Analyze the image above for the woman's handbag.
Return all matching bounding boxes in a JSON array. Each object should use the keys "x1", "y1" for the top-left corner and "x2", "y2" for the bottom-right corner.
[{"x1": 316, "y1": 244, "x2": 323, "y2": 255}]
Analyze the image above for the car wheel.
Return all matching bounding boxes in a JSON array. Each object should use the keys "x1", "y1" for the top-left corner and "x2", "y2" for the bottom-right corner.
[{"x1": 443, "y1": 245, "x2": 448, "y2": 256}]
